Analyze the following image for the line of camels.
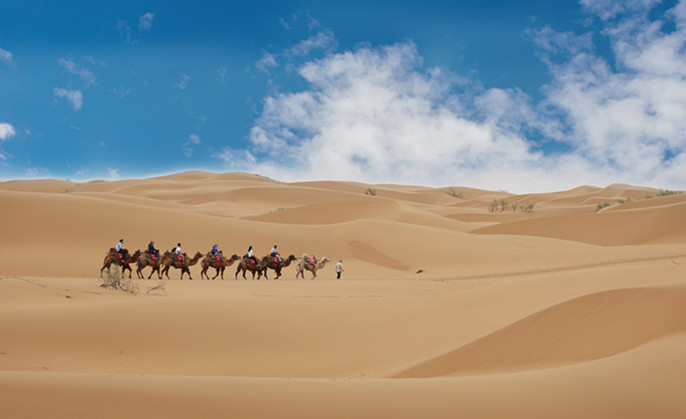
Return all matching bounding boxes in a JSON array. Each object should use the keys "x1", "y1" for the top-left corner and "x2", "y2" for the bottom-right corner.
[{"x1": 100, "y1": 248, "x2": 332, "y2": 280}]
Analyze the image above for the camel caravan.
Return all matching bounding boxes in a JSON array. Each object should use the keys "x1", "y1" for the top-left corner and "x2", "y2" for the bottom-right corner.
[{"x1": 100, "y1": 241, "x2": 331, "y2": 280}]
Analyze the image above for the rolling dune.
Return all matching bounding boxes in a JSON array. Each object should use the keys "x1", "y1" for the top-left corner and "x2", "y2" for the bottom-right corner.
[{"x1": 1, "y1": 172, "x2": 685, "y2": 418}]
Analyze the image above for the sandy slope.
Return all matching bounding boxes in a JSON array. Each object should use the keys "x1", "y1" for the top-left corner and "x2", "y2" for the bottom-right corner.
[{"x1": 1, "y1": 172, "x2": 685, "y2": 418}]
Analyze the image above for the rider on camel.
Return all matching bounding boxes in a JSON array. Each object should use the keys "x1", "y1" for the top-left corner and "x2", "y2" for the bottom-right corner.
[
  {"x1": 115, "y1": 239, "x2": 129, "y2": 259},
  {"x1": 270, "y1": 244, "x2": 282, "y2": 263},
  {"x1": 148, "y1": 241, "x2": 159, "y2": 259},
  {"x1": 245, "y1": 245, "x2": 257, "y2": 265},
  {"x1": 211, "y1": 243, "x2": 223, "y2": 261}
]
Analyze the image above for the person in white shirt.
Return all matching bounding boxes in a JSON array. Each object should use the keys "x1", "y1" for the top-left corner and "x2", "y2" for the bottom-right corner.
[{"x1": 335, "y1": 259, "x2": 344, "y2": 279}]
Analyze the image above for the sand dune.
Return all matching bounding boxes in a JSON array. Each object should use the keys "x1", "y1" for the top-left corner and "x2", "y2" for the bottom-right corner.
[{"x1": 1, "y1": 172, "x2": 685, "y2": 418}]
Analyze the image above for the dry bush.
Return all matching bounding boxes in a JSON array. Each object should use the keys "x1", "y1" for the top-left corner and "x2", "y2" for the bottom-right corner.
[{"x1": 100, "y1": 264, "x2": 139, "y2": 294}]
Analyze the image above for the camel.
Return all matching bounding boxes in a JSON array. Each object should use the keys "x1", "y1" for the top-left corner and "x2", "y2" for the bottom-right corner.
[
  {"x1": 235, "y1": 257, "x2": 268, "y2": 280},
  {"x1": 200, "y1": 252, "x2": 240, "y2": 280},
  {"x1": 261, "y1": 254, "x2": 298, "y2": 279},
  {"x1": 100, "y1": 249, "x2": 141, "y2": 279},
  {"x1": 136, "y1": 250, "x2": 167, "y2": 279},
  {"x1": 161, "y1": 251, "x2": 203, "y2": 280},
  {"x1": 295, "y1": 255, "x2": 331, "y2": 279}
]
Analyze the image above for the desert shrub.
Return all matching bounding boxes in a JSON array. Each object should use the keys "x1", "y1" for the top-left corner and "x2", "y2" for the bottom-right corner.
[
  {"x1": 365, "y1": 188, "x2": 377, "y2": 196},
  {"x1": 488, "y1": 199, "x2": 498, "y2": 213},
  {"x1": 100, "y1": 264, "x2": 139, "y2": 294},
  {"x1": 446, "y1": 188, "x2": 464, "y2": 199},
  {"x1": 657, "y1": 189, "x2": 681, "y2": 197},
  {"x1": 596, "y1": 202, "x2": 611, "y2": 212},
  {"x1": 524, "y1": 202, "x2": 535, "y2": 212}
]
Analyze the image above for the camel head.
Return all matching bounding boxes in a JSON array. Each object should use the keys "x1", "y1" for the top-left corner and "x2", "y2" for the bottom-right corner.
[{"x1": 230, "y1": 254, "x2": 241, "y2": 261}]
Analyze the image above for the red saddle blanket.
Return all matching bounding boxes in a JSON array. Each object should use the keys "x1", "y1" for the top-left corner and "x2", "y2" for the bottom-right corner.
[
  {"x1": 308, "y1": 257, "x2": 315, "y2": 265},
  {"x1": 246, "y1": 258, "x2": 256, "y2": 265},
  {"x1": 175, "y1": 255, "x2": 184, "y2": 262},
  {"x1": 116, "y1": 253, "x2": 124, "y2": 260},
  {"x1": 215, "y1": 254, "x2": 223, "y2": 262},
  {"x1": 272, "y1": 257, "x2": 280, "y2": 264},
  {"x1": 149, "y1": 253, "x2": 157, "y2": 261}
]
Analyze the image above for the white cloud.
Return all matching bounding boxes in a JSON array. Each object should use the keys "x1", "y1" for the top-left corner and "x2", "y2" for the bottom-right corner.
[
  {"x1": 117, "y1": 20, "x2": 134, "y2": 44},
  {"x1": 0, "y1": 47, "x2": 15, "y2": 66},
  {"x1": 0, "y1": 122, "x2": 16, "y2": 141},
  {"x1": 188, "y1": 134, "x2": 201, "y2": 144},
  {"x1": 286, "y1": 30, "x2": 337, "y2": 57},
  {"x1": 25, "y1": 167, "x2": 49, "y2": 177},
  {"x1": 139, "y1": 12, "x2": 155, "y2": 32},
  {"x1": 256, "y1": 51, "x2": 278, "y2": 74},
  {"x1": 184, "y1": 134, "x2": 201, "y2": 158},
  {"x1": 173, "y1": 74, "x2": 191, "y2": 89},
  {"x1": 215, "y1": 3, "x2": 686, "y2": 192},
  {"x1": 54, "y1": 87, "x2": 83, "y2": 111},
  {"x1": 108, "y1": 168, "x2": 121, "y2": 180},
  {"x1": 58, "y1": 58, "x2": 96, "y2": 87},
  {"x1": 109, "y1": 86, "x2": 133, "y2": 98}
]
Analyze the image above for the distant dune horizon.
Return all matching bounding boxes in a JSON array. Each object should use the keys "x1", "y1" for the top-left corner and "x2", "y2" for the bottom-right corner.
[{"x1": 2, "y1": 171, "x2": 686, "y2": 418}]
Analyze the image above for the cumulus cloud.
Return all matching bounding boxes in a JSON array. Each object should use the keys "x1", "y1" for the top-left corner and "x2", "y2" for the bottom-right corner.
[
  {"x1": 54, "y1": 88, "x2": 83, "y2": 111},
  {"x1": 139, "y1": 12, "x2": 155, "y2": 32},
  {"x1": 173, "y1": 74, "x2": 191, "y2": 90},
  {"x1": 0, "y1": 122, "x2": 15, "y2": 161},
  {"x1": 0, "y1": 47, "x2": 15, "y2": 66},
  {"x1": 108, "y1": 168, "x2": 121, "y2": 180},
  {"x1": 58, "y1": 58, "x2": 96, "y2": 87},
  {"x1": 216, "y1": 2, "x2": 686, "y2": 192},
  {"x1": 286, "y1": 30, "x2": 337, "y2": 57},
  {"x1": 256, "y1": 51, "x2": 278, "y2": 74},
  {"x1": 0, "y1": 122, "x2": 16, "y2": 141},
  {"x1": 184, "y1": 134, "x2": 201, "y2": 158}
]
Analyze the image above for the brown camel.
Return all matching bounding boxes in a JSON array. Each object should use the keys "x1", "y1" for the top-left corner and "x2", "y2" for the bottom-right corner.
[
  {"x1": 261, "y1": 254, "x2": 298, "y2": 279},
  {"x1": 100, "y1": 249, "x2": 141, "y2": 279},
  {"x1": 234, "y1": 257, "x2": 268, "y2": 280},
  {"x1": 295, "y1": 255, "x2": 331, "y2": 279},
  {"x1": 161, "y1": 251, "x2": 203, "y2": 280},
  {"x1": 136, "y1": 250, "x2": 167, "y2": 279},
  {"x1": 200, "y1": 252, "x2": 240, "y2": 280}
]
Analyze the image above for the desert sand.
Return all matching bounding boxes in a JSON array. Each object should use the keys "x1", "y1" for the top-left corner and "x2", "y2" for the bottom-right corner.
[{"x1": 1, "y1": 171, "x2": 685, "y2": 418}]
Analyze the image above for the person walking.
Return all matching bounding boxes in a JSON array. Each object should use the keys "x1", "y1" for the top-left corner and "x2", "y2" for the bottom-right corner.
[{"x1": 335, "y1": 259, "x2": 344, "y2": 279}]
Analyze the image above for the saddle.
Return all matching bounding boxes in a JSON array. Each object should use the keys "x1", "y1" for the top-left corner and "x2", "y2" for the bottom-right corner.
[
  {"x1": 149, "y1": 253, "x2": 157, "y2": 261},
  {"x1": 116, "y1": 253, "x2": 124, "y2": 260},
  {"x1": 308, "y1": 257, "x2": 316, "y2": 265},
  {"x1": 246, "y1": 258, "x2": 257, "y2": 266},
  {"x1": 214, "y1": 254, "x2": 223, "y2": 262},
  {"x1": 272, "y1": 256, "x2": 280, "y2": 264},
  {"x1": 175, "y1": 255, "x2": 184, "y2": 262}
]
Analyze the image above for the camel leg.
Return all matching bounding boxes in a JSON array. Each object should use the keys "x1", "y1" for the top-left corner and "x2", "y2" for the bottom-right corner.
[{"x1": 212, "y1": 268, "x2": 221, "y2": 280}]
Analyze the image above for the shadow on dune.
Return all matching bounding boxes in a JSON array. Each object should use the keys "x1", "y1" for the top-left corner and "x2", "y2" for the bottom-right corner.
[{"x1": 396, "y1": 285, "x2": 686, "y2": 378}]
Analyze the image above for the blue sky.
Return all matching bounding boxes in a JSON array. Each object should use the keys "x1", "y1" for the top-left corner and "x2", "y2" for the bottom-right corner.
[{"x1": 1, "y1": 0, "x2": 685, "y2": 192}]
